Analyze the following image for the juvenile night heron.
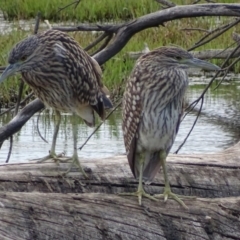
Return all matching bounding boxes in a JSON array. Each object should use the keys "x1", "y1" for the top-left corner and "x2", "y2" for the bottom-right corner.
[
  {"x1": 0, "y1": 29, "x2": 112, "y2": 177},
  {"x1": 122, "y1": 46, "x2": 220, "y2": 208}
]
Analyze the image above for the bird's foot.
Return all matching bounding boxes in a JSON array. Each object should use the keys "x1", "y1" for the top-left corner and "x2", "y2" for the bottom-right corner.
[
  {"x1": 154, "y1": 188, "x2": 194, "y2": 209},
  {"x1": 62, "y1": 155, "x2": 88, "y2": 179},
  {"x1": 32, "y1": 152, "x2": 66, "y2": 164},
  {"x1": 119, "y1": 189, "x2": 158, "y2": 206}
]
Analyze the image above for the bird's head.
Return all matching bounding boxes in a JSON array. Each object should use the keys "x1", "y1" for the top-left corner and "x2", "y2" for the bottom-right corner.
[
  {"x1": 151, "y1": 46, "x2": 220, "y2": 71},
  {"x1": 0, "y1": 34, "x2": 42, "y2": 82}
]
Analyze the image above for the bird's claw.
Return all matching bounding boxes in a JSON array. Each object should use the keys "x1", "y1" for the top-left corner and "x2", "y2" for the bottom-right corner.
[
  {"x1": 34, "y1": 152, "x2": 66, "y2": 164},
  {"x1": 119, "y1": 190, "x2": 158, "y2": 206},
  {"x1": 62, "y1": 156, "x2": 88, "y2": 179},
  {"x1": 154, "y1": 190, "x2": 191, "y2": 209}
]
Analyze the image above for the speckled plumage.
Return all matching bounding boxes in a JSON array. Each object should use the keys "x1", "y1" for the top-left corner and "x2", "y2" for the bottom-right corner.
[
  {"x1": 0, "y1": 29, "x2": 113, "y2": 176},
  {"x1": 121, "y1": 46, "x2": 220, "y2": 206},
  {"x1": 122, "y1": 47, "x2": 191, "y2": 182},
  {"x1": 8, "y1": 29, "x2": 111, "y2": 126}
]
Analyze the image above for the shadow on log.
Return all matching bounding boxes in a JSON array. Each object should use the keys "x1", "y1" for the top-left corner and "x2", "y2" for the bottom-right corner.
[{"x1": 0, "y1": 142, "x2": 240, "y2": 239}]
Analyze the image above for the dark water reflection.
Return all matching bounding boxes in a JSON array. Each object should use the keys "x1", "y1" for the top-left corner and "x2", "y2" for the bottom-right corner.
[{"x1": 1, "y1": 76, "x2": 240, "y2": 163}]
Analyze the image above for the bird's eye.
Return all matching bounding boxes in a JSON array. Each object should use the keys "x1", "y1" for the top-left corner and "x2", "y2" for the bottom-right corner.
[
  {"x1": 175, "y1": 56, "x2": 182, "y2": 60},
  {"x1": 21, "y1": 56, "x2": 27, "y2": 61}
]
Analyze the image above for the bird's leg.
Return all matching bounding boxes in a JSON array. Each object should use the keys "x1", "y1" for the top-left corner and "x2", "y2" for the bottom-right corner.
[
  {"x1": 119, "y1": 156, "x2": 158, "y2": 205},
  {"x1": 154, "y1": 151, "x2": 192, "y2": 209},
  {"x1": 63, "y1": 114, "x2": 88, "y2": 178},
  {"x1": 37, "y1": 111, "x2": 64, "y2": 163}
]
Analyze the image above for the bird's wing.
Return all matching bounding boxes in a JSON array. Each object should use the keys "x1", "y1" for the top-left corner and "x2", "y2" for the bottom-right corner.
[
  {"x1": 122, "y1": 67, "x2": 143, "y2": 176},
  {"x1": 53, "y1": 41, "x2": 108, "y2": 120},
  {"x1": 123, "y1": 63, "x2": 188, "y2": 177}
]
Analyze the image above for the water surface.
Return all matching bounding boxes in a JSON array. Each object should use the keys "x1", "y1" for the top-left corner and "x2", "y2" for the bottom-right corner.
[{"x1": 1, "y1": 77, "x2": 240, "y2": 163}]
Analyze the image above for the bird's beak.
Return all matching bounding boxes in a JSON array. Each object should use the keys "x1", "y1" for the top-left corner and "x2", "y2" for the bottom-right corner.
[
  {"x1": 185, "y1": 58, "x2": 220, "y2": 71},
  {"x1": 0, "y1": 63, "x2": 21, "y2": 83}
]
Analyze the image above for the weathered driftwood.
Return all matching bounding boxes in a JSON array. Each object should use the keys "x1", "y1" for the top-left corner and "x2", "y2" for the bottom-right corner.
[
  {"x1": 0, "y1": 99, "x2": 44, "y2": 144},
  {"x1": 0, "y1": 142, "x2": 240, "y2": 239}
]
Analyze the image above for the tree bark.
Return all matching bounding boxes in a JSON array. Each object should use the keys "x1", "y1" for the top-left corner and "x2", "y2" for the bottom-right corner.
[
  {"x1": 0, "y1": 99, "x2": 44, "y2": 143},
  {"x1": 0, "y1": 142, "x2": 240, "y2": 239}
]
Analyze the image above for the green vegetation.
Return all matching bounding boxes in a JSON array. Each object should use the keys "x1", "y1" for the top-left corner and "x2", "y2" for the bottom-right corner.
[
  {"x1": 0, "y1": 0, "x2": 234, "y2": 21},
  {"x1": 0, "y1": 0, "x2": 239, "y2": 103}
]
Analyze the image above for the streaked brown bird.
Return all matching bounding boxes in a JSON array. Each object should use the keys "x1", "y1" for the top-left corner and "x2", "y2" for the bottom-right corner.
[
  {"x1": 122, "y1": 46, "x2": 220, "y2": 208},
  {"x1": 0, "y1": 29, "x2": 112, "y2": 177}
]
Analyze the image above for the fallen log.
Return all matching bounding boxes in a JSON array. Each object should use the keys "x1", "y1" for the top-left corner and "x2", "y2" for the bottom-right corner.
[{"x1": 0, "y1": 141, "x2": 240, "y2": 239}]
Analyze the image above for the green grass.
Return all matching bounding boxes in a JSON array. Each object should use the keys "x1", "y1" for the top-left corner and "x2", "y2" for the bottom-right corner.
[
  {"x1": 0, "y1": 0, "x2": 234, "y2": 21},
  {"x1": 0, "y1": 1, "x2": 239, "y2": 103},
  {"x1": 0, "y1": 0, "x2": 159, "y2": 22}
]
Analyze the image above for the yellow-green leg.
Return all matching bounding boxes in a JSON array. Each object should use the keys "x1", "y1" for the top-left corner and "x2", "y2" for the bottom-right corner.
[
  {"x1": 154, "y1": 151, "x2": 190, "y2": 209},
  {"x1": 63, "y1": 114, "x2": 88, "y2": 178},
  {"x1": 119, "y1": 156, "x2": 158, "y2": 205},
  {"x1": 37, "y1": 111, "x2": 64, "y2": 163}
]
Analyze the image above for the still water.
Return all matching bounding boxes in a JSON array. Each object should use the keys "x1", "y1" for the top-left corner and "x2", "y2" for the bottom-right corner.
[
  {"x1": 1, "y1": 12, "x2": 240, "y2": 162},
  {"x1": 1, "y1": 76, "x2": 240, "y2": 163}
]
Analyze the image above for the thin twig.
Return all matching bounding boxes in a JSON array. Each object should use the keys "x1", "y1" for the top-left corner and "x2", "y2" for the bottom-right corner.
[
  {"x1": 188, "y1": 18, "x2": 240, "y2": 51},
  {"x1": 192, "y1": 0, "x2": 215, "y2": 3},
  {"x1": 213, "y1": 57, "x2": 240, "y2": 91},
  {"x1": 155, "y1": 0, "x2": 176, "y2": 8},
  {"x1": 36, "y1": 109, "x2": 48, "y2": 143},
  {"x1": 177, "y1": 66, "x2": 223, "y2": 152},
  {"x1": 184, "y1": 70, "x2": 221, "y2": 114},
  {"x1": 90, "y1": 33, "x2": 113, "y2": 56},
  {"x1": 0, "y1": 92, "x2": 33, "y2": 117},
  {"x1": 181, "y1": 28, "x2": 210, "y2": 33},
  {"x1": 57, "y1": 0, "x2": 81, "y2": 13},
  {"x1": 14, "y1": 79, "x2": 24, "y2": 116},
  {"x1": 181, "y1": 100, "x2": 199, "y2": 122},
  {"x1": 4, "y1": 12, "x2": 42, "y2": 163},
  {"x1": 34, "y1": 12, "x2": 41, "y2": 34},
  {"x1": 175, "y1": 97, "x2": 204, "y2": 154},
  {"x1": 79, "y1": 99, "x2": 122, "y2": 150},
  {"x1": 5, "y1": 135, "x2": 13, "y2": 163},
  {"x1": 84, "y1": 32, "x2": 108, "y2": 52},
  {"x1": 4, "y1": 78, "x2": 24, "y2": 162},
  {"x1": 213, "y1": 44, "x2": 240, "y2": 90}
]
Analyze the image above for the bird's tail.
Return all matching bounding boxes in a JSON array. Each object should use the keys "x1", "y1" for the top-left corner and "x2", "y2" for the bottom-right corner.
[
  {"x1": 101, "y1": 85, "x2": 113, "y2": 109},
  {"x1": 92, "y1": 92, "x2": 113, "y2": 122},
  {"x1": 102, "y1": 94, "x2": 113, "y2": 109},
  {"x1": 142, "y1": 151, "x2": 162, "y2": 184}
]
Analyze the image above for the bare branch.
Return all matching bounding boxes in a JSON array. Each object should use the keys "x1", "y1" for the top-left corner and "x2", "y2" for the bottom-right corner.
[
  {"x1": 78, "y1": 99, "x2": 122, "y2": 150},
  {"x1": 57, "y1": 0, "x2": 81, "y2": 13},
  {"x1": 5, "y1": 135, "x2": 13, "y2": 163},
  {"x1": 36, "y1": 109, "x2": 48, "y2": 143},
  {"x1": 0, "y1": 92, "x2": 33, "y2": 117},
  {"x1": 188, "y1": 18, "x2": 240, "y2": 51},
  {"x1": 84, "y1": 32, "x2": 109, "y2": 52},
  {"x1": 52, "y1": 4, "x2": 240, "y2": 64},
  {"x1": 192, "y1": 0, "x2": 215, "y2": 4},
  {"x1": 90, "y1": 33, "x2": 114, "y2": 56},
  {"x1": 93, "y1": 4, "x2": 240, "y2": 65},
  {"x1": 181, "y1": 27, "x2": 210, "y2": 33},
  {"x1": 14, "y1": 80, "x2": 24, "y2": 116},
  {"x1": 1, "y1": 3, "x2": 240, "y2": 144},
  {"x1": 155, "y1": 0, "x2": 176, "y2": 8},
  {"x1": 0, "y1": 99, "x2": 45, "y2": 142},
  {"x1": 33, "y1": 12, "x2": 41, "y2": 34},
  {"x1": 175, "y1": 97, "x2": 204, "y2": 154},
  {"x1": 232, "y1": 32, "x2": 240, "y2": 45}
]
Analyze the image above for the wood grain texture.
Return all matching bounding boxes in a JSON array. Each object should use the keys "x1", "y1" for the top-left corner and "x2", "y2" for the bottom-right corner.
[{"x1": 0, "y1": 142, "x2": 240, "y2": 239}]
